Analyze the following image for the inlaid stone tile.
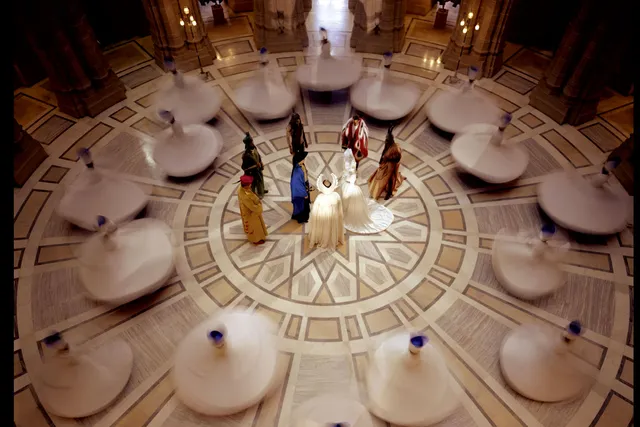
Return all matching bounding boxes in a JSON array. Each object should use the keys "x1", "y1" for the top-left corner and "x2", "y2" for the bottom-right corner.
[
  {"x1": 580, "y1": 122, "x2": 623, "y2": 153},
  {"x1": 98, "y1": 131, "x2": 163, "y2": 179},
  {"x1": 394, "y1": 298, "x2": 419, "y2": 321},
  {"x1": 390, "y1": 62, "x2": 438, "y2": 80},
  {"x1": 112, "y1": 371, "x2": 174, "y2": 427},
  {"x1": 495, "y1": 71, "x2": 536, "y2": 94},
  {"x1": 405, "y1": 42, "x2": 443, "y2": 59},
  {"x1": 145, "y1": 200, "x2": 178, "y2": 224},
  {"x1": 305, "y1": 317, "x2": 342, "y2": 341},
  {"x1": 40, "y1": 165, "x2": 69, "y2": 183},
  {"x1": 424, "y1": 175, "x2": 452, "y2": 196},
  {"x1": 362, "y1": 306, "x2": 401, "y2": 336},
  {"x1": 203, "y1": 277, "x2": 240, "y2": 307},
  {"x1": 624, "y1": 256, "x2": 633, "y2": 276},
  {"x1": 135, "y1": 91, "x2": 156, "y2": 108},
  {"x1": 412, "y1": 126, "x2": 450, "y2": 156},
  {"x1": 35, "y1": 243, "x2": 79, "y2": 265},
  {"x1": 29, "y1": 114, "x2": 74, "y2": 144},
  {"x1": 104, "y1": 42, "x2": 151, "y2": 74},
  {"x1": 14, "y1": 385, "x2": 54, "y2": 427},
  {"x1": 14, "y1": 249, "x2": 23, "y2": 269},
  {"x1": 429, "y1": 268, "x2": 455, "y2": 286},
  {"x1": 277, "y1": 56, "x2": 297, "y2": 67},
  {"x1": 308, "y1": 89, "x2": 349, "y2": 125},
  {"x1": 120, "y1": 65, "x2": 162, "y2": 89},
  {"x1": 600, "y1": 103, "x2": 633, "y2": 137},
  {"x1": 505, "y1": 48, "x2": 550, "y2": 80},
  {"x1": 60, "y1": 123, "x2": 113, "y2": 161},
  {"x1": 442, "y1": 233, "x2": 467, "y2": 244},
  {"x1": 407, "y1": 279, "x2": 443, "y2": 311},
  {"x1": 131, "y1": 117, "x2": 167, "y2": 136},
  {"x1": 218, "y1": 60, "x2": 259, "y2": 77},
  {"x1": 14, "y1": 93, "x2": 54, "y2": 128},
  {"x1": 14, "y1": 350, "x2": 25, "y2": 378},
  {"x1": 110, "y1": 107, "x2": 137, "y2": 123},
  {"x1": 286, "y1": 315, "x2": 302, "y2": 339},
  {"x1": 617, "y1": 357, "x2": 633, "y2": 387},
  {"x1": 519, "y1": 113, "x2": 544, "y2": 129},
  {"x1": 474, "y1": 203, "x2": 542, "y2": 234},
  {"x1": 14, "y1": 190, "x2": 51, "y2": 240},
  {"x1": 468, "y1": 184, "x2": 537, "y2": 204},
  {"x1": 31, "y1": 267, "x2": 100, "y2": 330},
  {"x1": 474, "y1": 87, "x2": 519, "y2": 113},
  {"x1": 293, "y1": 355, "x2": 354, "y2": 407},
  {"x1": 362, "y1": 57, "x2": 382, "y2": 68},
  {"x1": 519, "y1": 138, "x2": 562, "y2": 179},
  {"x1": 345, "y1": 315, "x2": 362, "y2": 340},
  {"x1": 214, "y1": 40, "x2": 254, "y2": 58},
  {"x1": 591, "y1": 391, "x2": 633, "y2": 426},
  {"x1": 194, "y1": 265, "x2": 221, "y2": 283},
  {"x1": 436, "y1": 196, "x2": 458, "y2": 206},
  {"x1": 185, "y1": 205, "x2": 211, "y2": 227},
  {"x1": 435, "y1": 245, "x2": 464, "y2": 273},
  {"x1": 185, "y1": 242, "x2": 214, "y2": 269},
  {"x1": 440, "y1": 209, "x2": 465, "y2": 231},
  {"x1": 541, "y1": 129, "x2": 591, "y2": 167},
  {"x1": 563, "y1": 250, "x2": 612, "y2": 272},
  {"x1": 255, "y1": 305, "x2": 286, "y2": 328}
]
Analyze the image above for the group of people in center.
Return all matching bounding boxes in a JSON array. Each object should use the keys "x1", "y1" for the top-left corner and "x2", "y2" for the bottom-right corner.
[{"x1": 237, "y1": 111, "x2": 405, "y2": 249}]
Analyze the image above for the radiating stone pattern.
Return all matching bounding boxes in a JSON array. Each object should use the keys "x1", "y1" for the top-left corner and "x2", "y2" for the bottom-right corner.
[{"x1": 13, "y1": 2, "x2": 633, "y2": 426}]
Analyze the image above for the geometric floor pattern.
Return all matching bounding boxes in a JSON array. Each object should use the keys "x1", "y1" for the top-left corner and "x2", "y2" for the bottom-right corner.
[{"x1": 14, "y1": 6, "x2": 633, "y2": 427}]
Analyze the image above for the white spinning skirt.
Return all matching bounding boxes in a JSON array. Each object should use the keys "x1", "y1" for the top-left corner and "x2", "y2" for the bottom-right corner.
[
  {"x1": 350, "y1": 77, "x2": 420, "y2": 121},
  {"x1": 78, "y1": 219, "x2": 174, "y2": 305},
  {"x1": 426, "y1": 90, "x2": 502, "y2": 134},
  {"x1": 538, "y1": 171, "x2": 631, "y2": 235},
  {"x1": 155, "y1": 75, "x2": 221, "y2": 124},
  {"x1": 153, "y1": 124, "x2": 222, "y2": 177},
  {"x1": 341, "y1": 182, "x2": 394, "y2": 234},
  {"x1": 292, "y1": 394, "x2": 374, "y2": 427},
  {"x1": 37, "y1": 340, "x2": 133, "y2": 418},
  {"x1": 451, "y1": 124, "x2": 529, "y2": 183},
  {"x1": 235, "y1": 70, "x2": 297, "y2": 120},
  {"x1": 492, "y1": 231, "x2": 567, "y2": 300},
  {"x1": 367, "y1": 333, "x2": 460, "y2": 426},
  {"x1": 57, "y1": 171, "x2": 148, "y2": 230},
  {"x1": 296, "y1": 56, "x2": 362, "y2": 92},
  {"x1": 500, "y1": 324, "x2": 589, "y2": 402},
  {"x1": 173, "y1": 311, "x2": 280, "y2": 416}
]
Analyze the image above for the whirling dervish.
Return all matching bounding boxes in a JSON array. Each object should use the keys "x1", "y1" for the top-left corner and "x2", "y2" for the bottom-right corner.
[
  {"x1": 308, "y1": 173, "x2": 345, "y2": 250},
  {"x1": 368, "y1": 124, "x2": 404, "y2": 200},
  {"x1": 341, "y1": 149, "x2": 394, "y2": 234},
  {"x1": 350, "y1": 52, "x2": 420, "y2": 121},
  {"x1": 339, "y1": 114, "x2": 369, "y2": 170},
  {"x1": 234, "y1": 47, "x2": 297, "y2": 120},
  {"x1": 295, "y1": 27, "x2": 362, "y2": 92},
  {"x1": 154, "y1": 57, "x2": 221, "y2": 125}
]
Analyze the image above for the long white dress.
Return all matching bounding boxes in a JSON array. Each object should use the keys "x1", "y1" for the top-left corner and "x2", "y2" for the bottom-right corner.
[
  {"x1": 340, "y1": 149, "x2": 394, "y2": 234},
  {"x1": 308, "y1": 174, "x2": 345, "y2": 250}
]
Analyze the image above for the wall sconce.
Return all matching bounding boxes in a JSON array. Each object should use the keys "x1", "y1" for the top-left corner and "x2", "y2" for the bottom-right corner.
[
  {"x1": 450, "y1": 10, "x2": 480, "y2": 83},
  {"x1": 178, "y1": 3, "x2": 205, "y2": 74}
]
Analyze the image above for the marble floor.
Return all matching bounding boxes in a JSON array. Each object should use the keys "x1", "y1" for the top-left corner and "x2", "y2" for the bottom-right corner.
[{"x1": 14, "y1": 2, "x2": 634, "y2": 427}]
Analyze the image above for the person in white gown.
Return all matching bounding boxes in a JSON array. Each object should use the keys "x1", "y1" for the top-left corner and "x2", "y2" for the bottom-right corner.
[
  {"x1": 340, "y1": 149, "x2": 394, "y2": 234},
  {"x1": 308, "y1": 174, "x2": 345, "y2": 250}
]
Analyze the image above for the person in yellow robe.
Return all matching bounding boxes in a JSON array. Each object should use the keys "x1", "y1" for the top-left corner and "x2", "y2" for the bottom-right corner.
[
  {"x1": 237, "y1": 175, "x2": 267, "y2": 245},
  {"x1": 368, "y1": 125, "x2": 404, "y2": 200}
]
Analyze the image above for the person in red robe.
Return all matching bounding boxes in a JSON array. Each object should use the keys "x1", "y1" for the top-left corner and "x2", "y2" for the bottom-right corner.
[
  {"x1": 339, "y1": 115, "x2": 369, "y2": 170},
  {"x1": 368, "y1": 125, "x2": 404, "y2": 200}
]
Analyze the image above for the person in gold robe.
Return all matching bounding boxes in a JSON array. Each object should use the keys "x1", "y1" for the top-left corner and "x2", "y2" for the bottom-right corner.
[
  {"x1": 237, "y1": 175, "x2": 267, "y2": 245},
  {"x1": 368, "y1": 125, "x2": 404, "y2": 200}
]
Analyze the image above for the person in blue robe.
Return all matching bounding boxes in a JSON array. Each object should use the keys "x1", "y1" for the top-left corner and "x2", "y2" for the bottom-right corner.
[{"x1": 291, "y1": 151, "x2": 311, "y2": 223}]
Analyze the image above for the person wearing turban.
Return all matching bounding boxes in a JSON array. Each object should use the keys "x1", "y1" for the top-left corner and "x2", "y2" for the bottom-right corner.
[
  {"x1": 237, "y1": 174, "x2": 267, "y2": 244},
  {"x1": 286, "y1": 111, "x2": 308, "y2": 155},
  {"x1": 368, "y1": 124, "x2": 404, "y2": 200},
  {"x1": 290, "y1": 151, "x2": 311, "y2": 223},
  {"x1": 241, "y1": 132, "x2": 267, "y2": 199},
  {"x1": 339, "y1": 114, "x2": 369, "y2": 170}
]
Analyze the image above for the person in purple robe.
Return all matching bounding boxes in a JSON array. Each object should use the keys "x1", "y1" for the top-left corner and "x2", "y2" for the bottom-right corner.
[{"x1": 291, "y1": 151, "x2": 311, "y2": 223}]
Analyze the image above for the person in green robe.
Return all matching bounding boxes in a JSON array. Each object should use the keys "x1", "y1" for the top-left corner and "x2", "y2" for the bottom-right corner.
[{"x1": 241, "y1": 132, "x2": 267, "y2": 199}]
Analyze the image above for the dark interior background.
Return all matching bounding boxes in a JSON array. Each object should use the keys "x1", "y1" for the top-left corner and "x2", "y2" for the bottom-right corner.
[{"x1": 83, "y1": 0, "x2": 150, "y2": 48}]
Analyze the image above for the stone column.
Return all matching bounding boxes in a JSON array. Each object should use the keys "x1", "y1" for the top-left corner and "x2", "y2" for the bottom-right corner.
[
  {"x1": 18, "y1": 0, "x2": 127, "y2": 118},
  {"x1": 529, "y1": 0, "x2": 624, "y2": 125},
  {"x1": 141, "y1": 0, "x2": 215, "y2": 72},
  {"x1": 14, "y1": 119, "x2": 48, "y2": 187},
  {"x1": 351, "y1": 0, "x2": 406, "y2": 54},
  {"x1": 442, "y1": 0, "x2": 514, "y2": 78},
  {"x1": 254, "y1": 0, "x2": 309, "y2": 52}
]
